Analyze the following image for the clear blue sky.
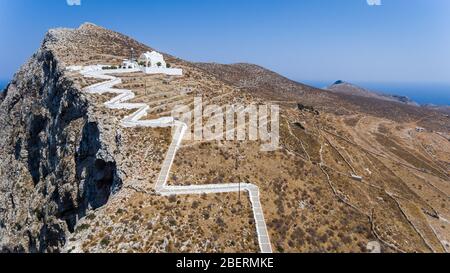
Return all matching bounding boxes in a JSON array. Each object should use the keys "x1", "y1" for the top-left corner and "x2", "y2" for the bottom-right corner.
[{"x1": 1, "y1": 0, "x2": 449, "y2": 84}]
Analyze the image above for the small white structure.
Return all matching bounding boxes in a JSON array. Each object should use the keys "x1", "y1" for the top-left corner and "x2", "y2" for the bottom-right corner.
[
  {"x1": 138, "y1": 51, "x2": 183, "y2": 76},
  {"x1": 66, "y1": 65, "x2": 83, "y2": 72},
  {"x1": 416, "y1": 127, "x2": 426, "y2": 133},
  {"x1": 121, "y1": 59, "x2": 138, "y2": 69},
  {"x1": 350, "y1": 174, "x2": 363, "y2": 182}
]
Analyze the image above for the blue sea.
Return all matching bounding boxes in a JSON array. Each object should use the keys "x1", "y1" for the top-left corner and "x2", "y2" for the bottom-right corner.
[{"x1": 303, "y1": 81, "x2": 450, "y2": 106}]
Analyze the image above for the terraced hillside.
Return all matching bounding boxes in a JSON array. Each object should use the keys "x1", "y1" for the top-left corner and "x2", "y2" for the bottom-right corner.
[{"x1": 0, "y1": 23, "x2": 448, "y2": 253}]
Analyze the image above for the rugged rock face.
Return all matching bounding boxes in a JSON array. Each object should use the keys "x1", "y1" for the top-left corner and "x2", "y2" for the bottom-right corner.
[{"x1": 0, "y1": 34, "x2": 122, "y2": 252}]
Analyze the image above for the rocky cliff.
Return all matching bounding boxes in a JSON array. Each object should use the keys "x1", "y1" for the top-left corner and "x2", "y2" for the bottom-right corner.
[{"x1": 0, "y1": 29, "x2": 123, "y2": 252}]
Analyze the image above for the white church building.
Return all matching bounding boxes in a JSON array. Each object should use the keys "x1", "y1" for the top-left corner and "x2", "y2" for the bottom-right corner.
[
  {"x1": 121, "y1": 59, "x2": 138, "y2": 69},
  {"x1": 139, "y1": 51, "x2": 166, "y2": 68},
  {"x1": 138, "y1": 51, "x2": 183, "y2": 76}
]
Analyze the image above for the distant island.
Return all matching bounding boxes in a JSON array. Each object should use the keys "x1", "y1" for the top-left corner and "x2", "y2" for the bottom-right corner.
[{"x1": 326, "y1": 80, "x2": 419, "y2": 106}]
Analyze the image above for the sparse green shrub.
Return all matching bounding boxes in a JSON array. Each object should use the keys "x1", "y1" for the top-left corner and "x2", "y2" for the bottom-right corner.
[
  {"x1": 202, "y1": 211, "x2": 210, "y2": 220},
  {"x1": 100, "y1": 236, "x2": 111, "y2": 247},
  {"x1": 168, "y1": 195, "x2": 177, "y2": 203},
  {"x1": 191, "y1": 201, "x2": 200, "y2": 209},
  {"x1": 76, "y1": 223, "x2": 90, "y2": 232},
  {"x1": 116, "y1": 208, "x2": 125, "y2": 214},
  {"x1": 216, "y1": 217, "x2": 226, "y2": 228},
  {"x1": 86, "y1": 213, "x2": 96, "y2": 220},
  {"x1": 102, "y1": 65, "x2": 118, "y2": 70}
]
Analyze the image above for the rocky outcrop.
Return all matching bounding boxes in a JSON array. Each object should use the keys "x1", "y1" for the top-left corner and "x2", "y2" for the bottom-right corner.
[{"x1": 0, "y1": 35, "x2": 122, "y2": 253}]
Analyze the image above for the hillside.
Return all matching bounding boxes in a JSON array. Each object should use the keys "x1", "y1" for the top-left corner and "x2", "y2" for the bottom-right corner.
[
  {"x1": 0, "y1": 23, "x2": 449, "y2": 253},
  {"x1": 196, "y1": 63, "x2": 450, "y2": 132}
]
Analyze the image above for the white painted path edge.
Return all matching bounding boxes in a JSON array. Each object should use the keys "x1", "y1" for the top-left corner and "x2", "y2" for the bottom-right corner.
[{"x1": 77, "y1": 67, "x2": 273, "y2": 253}]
